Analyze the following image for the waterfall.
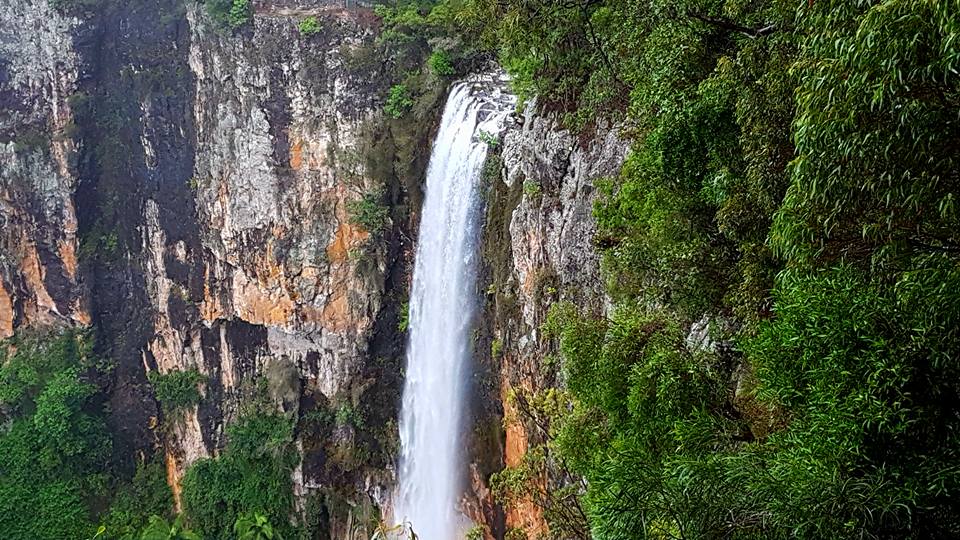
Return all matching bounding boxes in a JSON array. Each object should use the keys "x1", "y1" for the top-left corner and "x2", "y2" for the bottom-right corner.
[{"x1": 395, "y1": 76, "x2": 515, "y2": 539}]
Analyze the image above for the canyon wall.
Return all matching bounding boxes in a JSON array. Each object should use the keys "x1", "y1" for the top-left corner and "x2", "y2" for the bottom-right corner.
[
  {"x1": 0, "y1": 0, "x2": 628, "y2": 536},
  {"x1": 0, "y1": 0, "x2": 442, "y2": 534}
]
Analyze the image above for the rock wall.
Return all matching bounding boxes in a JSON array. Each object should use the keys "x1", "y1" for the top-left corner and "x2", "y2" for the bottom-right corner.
[
  {"x1": 0, "y1": 0, "x2": 441, "y2": 533},
  {"x1": 0, "y1": 0, "x2": 87, "y2": 339},
  {"x1": 469, "y1": 108, "x2": 628, "y2": 538}
]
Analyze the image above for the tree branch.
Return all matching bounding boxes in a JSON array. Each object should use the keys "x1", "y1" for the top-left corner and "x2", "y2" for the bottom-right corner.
[{"x1": 687, "y1": 11, "x2": 780, "y2": 38}]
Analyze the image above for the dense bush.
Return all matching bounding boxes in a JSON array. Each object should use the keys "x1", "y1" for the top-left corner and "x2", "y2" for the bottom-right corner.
[
  {"x1": 427, "y1": 49, "x2": 455, "y2": 76},
  {"x1": 181, "y1": 413, "x2": 298, "y2": 539},
  {"x1": 298, "y1": 16, "x2": 321, "y2": 36},
  {"x1": 205, "y1": 0, "x2": 251, "y2": 31},
  {"x1": 347, "y1": 190, "x2": 390, "y2": 233},
  {"x1": 384, "y1": 84, "x2": 415, "y2": 119},
  {"x1": 0, "y1": 331, "x2": 171, "y2": 540},
  {"x1": 148, "y1": 369, "x2": 205, "y2": 416}
]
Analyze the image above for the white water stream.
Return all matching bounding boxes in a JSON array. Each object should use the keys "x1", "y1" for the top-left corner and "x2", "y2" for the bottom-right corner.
[{"x1": 395, "y1": 76, "x2": 515, "y2": 539}]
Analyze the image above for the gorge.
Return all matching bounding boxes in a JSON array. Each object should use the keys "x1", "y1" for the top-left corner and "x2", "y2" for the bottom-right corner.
[{"x1": 2, "y1": 0, "x2": 960, "y2": 539}]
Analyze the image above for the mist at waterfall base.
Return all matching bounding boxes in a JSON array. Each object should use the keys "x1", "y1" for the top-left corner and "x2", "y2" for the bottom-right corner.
[{"x1": 394, "y1": 77, "x2": 515, "y2": 539}]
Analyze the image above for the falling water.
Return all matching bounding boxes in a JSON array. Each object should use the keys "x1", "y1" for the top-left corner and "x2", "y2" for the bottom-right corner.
[{"x1": 395, "y1": 75, "x2": 515, "y2": 539}]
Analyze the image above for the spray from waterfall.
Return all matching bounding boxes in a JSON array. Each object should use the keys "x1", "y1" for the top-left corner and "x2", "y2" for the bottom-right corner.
[{"x1": 395, "y1": 75, "x2": 515, "y2": 539}]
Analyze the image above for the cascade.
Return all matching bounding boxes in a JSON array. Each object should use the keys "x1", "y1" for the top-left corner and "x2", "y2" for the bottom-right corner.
[{"x1": 395, "y1": 75, "x2": 515, "y2": 539}]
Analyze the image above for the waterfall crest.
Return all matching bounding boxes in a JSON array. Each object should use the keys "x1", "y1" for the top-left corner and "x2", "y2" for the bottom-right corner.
[{"x1": 395, "y1": 76, "x2": 515, "y2": 539}]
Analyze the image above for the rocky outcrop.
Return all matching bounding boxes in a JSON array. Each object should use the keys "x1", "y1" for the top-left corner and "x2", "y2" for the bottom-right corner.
[
  {"x1": 0, "y1": 0, "x2": 87, "y2": 339},
  {"x1": 470, "y1": 109, "x2": 629, "y2": 537}
]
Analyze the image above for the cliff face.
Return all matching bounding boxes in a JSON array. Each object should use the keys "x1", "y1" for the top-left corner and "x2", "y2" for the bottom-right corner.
[
  {"x1": 1, "y1": 0, "x2": 626, "y2": 536},
  {"x1": 0, "y1": 0, "x2": 87, "y2": 339},
  {"x1": 470, "y1": 109, "x2": 628, "y2": 536},
  {"x1": 0, "y1": 0, "x2": 435, "y2": 531}
]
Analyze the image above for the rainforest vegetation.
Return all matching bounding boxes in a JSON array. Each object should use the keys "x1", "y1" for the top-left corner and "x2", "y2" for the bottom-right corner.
[
  {"x1": 2, "y1": 0, "x2": 958, "y2": 538},
  {"x1": 450, "y1": 0, "x2": 960, "y2": 538}
]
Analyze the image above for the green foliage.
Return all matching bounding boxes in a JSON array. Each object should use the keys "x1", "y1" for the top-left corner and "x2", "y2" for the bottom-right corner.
[
  {"x1": 205, "y1": 0, "x2": 251, "y2": 31},
  {"x1": 140, "y1": 515, "x2": 201, "y2": 540},
  {"x1": 384, "y1": 84, "x2": 415, "y2": 119},
  {"x1": 427, "y1": 49, "x2": 455, "y2": 76},
  {"x1": 521, "y1": 180, "x2": 540, "y2": 198},
  {"x1": 347, "y1": 191, "x2": 390, "y2": 234},
  {"x1": 740, "y1": 262, "x2": 960, "y2": 536},
  {"x1": 101, "y1": 459, "x2": 174, "y2": 539},
  {"x1": 0, "y1": 330, "x2": 174, "y2": 540},
  {"x1": 398, "y1": 301, "x2": 410, "y2": 333},
  {"x1": 335, "y1": 403, "x2": 365, "y2": 429},
  {"x1": 181, "y1": 413, "x2": 297, "y2": 540},
  {"x1": 234, "y1": 512, "x2": 282, "y2": 540},
  {"x1": 490, "y1": 338, "x2": 502, "y2": 359},
  {"x1": 298, "y1": 16, "x2": 321, "y2": 36},
  {"x1": 481, "y1": 1, "x2": 960, "y2": 537},
  {"x1": 148, "y1": 369, "x2": 205, "y2": 416},
  {"x1": 774, "y1": 0, "x2": 960, "y2": 268},
  {"x1": 476, "y1": 130, "x2": 498, "y2": 147},
  {"x1": 0, "y1": 331, "x2": 110, "y2": 540}
]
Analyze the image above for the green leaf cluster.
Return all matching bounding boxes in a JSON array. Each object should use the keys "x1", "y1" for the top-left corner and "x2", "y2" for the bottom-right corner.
[
  {"x1": 205, "y1": 0, "x2": 251, "y2": 31},
  {"x1": 298, "y1": 16, "x2": 321, "y2": 36},
  {"x1": 384, "y1": 84, "x2": 415, "y2": 119},
  {"x1": 148, "y1": 369, "x2": 205, "y2": 416},
  {"x1": 180, "y1": 413, "x2": 298, "y2": 540},
  {"x1": 347, "y1": 190, "x2": 391, "y2": 233}
]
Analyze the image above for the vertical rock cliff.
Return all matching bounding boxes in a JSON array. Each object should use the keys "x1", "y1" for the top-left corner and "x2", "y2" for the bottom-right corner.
[
  {"x1": 1, "y1": 0, "x2": 443, "y2": 534},
  {"x1": 469, "y1": 108, "x2": 628, "y2": 537},
  {"x1": 0, "y1": 0, "x2": 87, "y2": 339}
]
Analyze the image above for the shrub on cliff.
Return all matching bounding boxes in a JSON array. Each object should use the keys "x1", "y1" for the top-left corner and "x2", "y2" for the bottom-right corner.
[
  {"x1": 347, "y1": 191, "x2": 390, "y2": 234},
  {"x1": 298, "y1": 16, "x2": 321, "y2": 36},
  {"x1": 147, "y1": 369, "x2": 205, "y2": 417},
  {"x1": 384, "y1": 84, "x2": 415, "y2": 119},
  {"x1": 428, "y1": 49, "x2": 455, "y2": 77},
  {"x1": 205, "y1": 0, "x2": 251, "y2": 31},
  {"x1": 181, "y1": 413, "x2": 297, "y2": 540}
]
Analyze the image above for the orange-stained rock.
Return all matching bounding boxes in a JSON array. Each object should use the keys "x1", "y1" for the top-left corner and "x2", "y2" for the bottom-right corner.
[
  {"x1": 233, "y1": 271, "x2": 297, "y2": 326},
  {"x1": 165, "y1": 449, "x2": 183, "y2": 513},
  {"x1": 290, "y1": 139, "x2": 304, "y2": 170},
  {"x1": 199, "y1": 264, "x2": 226, "y2": 322},
  {"x1": 0, "y1": 279, "x2": 14, "y2": 339},
  {"x1": 320, "y1": 289, "x2": 350, "y2": 332},
  {"x1": 58, "y1": 239, "x2": 78, "y2": 281},
  {"x1": 327, "y1": 220, "x2": 369, "y2": 263},
  {"x1": 72, "y1": 297, "x2": 91, "y2": 326},
  {"x1": 20, "y1": 243, "x2": 58, "y2": 326},
  {"x1": 501, "y1": 375, "x2": 549, "y2": 538},
  {"x1": 288, "y1": 133, "x2": 330, "y2": 171}
]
